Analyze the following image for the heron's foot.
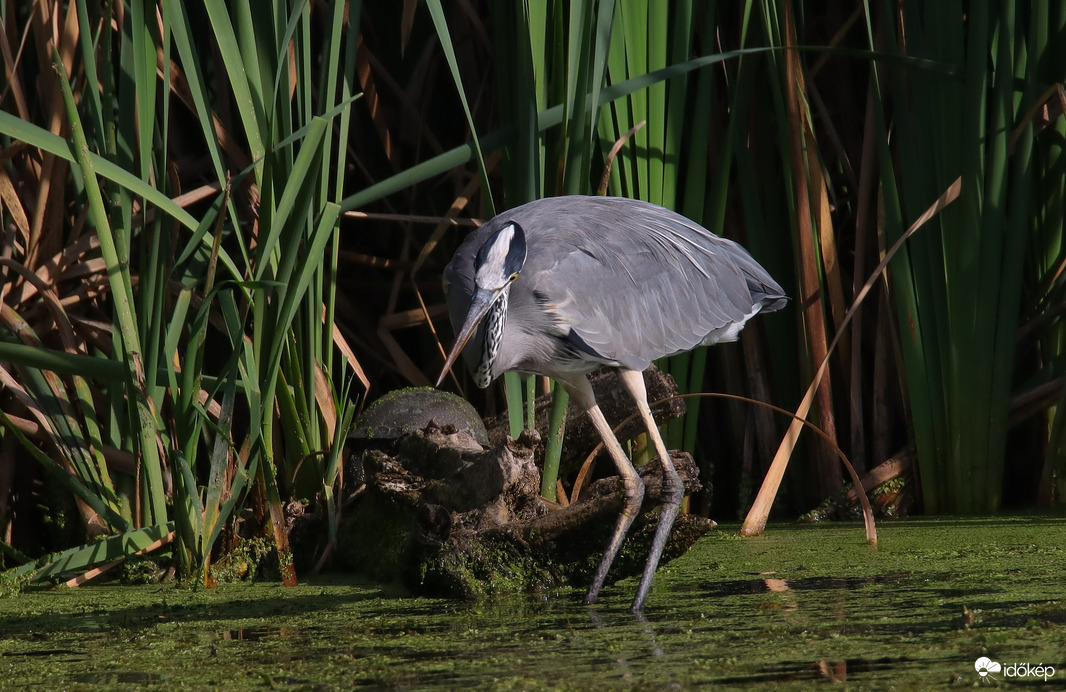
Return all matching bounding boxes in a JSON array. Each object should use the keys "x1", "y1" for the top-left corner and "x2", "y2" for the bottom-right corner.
[
  {"x1": 584, "y1": 475, "x2": 645, "y2": 606},
  {"x1": 630, "y1": 466, "x2": 684, "y2": 611},
  {"x1": 584, "y1": 552, "x2": 613, "y2": 605}
]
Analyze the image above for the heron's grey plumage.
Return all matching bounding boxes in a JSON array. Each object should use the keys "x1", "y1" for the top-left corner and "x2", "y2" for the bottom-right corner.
[
  {"x1": 439, "y1": 195, "x2": 787, "y2": 611},
  {"x1": 444, "y1": 196, "x2": 785, "y2": 385}
]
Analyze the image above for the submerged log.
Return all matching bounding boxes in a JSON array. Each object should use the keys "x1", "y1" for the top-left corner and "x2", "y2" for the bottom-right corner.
[
  {"x1": 800, "y1": 448, "x2": 916, "y2": 522},
  {"x1": 337, "y1": 417, "x2": 714, "y2": 599}
]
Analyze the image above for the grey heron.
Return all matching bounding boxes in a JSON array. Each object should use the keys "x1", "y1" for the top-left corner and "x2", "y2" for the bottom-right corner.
[{"x1": 436, "y1": 195, "x2": 787, "y2": 611}]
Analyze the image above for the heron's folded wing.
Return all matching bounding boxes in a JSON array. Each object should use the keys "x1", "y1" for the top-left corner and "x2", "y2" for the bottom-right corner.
[{"x1": 526, "y1": 237, "x2": 754, "y2": 371}]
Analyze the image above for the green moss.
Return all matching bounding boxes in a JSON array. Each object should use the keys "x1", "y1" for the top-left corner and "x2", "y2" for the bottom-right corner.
[
  {"x1": 419, "y1": 536, "x2": 560, "y2": 599},
  {"x1": 210, "y1": 537, "x2": 277, "y2": 583},
  {"x1": 121, "y1": 556, "x2": 173, "y2": 585},
  {"x1": 0, "y1": 566, "x2": 32, "y2": 597}
]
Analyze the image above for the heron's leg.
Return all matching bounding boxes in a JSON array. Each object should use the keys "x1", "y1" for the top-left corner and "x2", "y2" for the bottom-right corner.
[
  {"x1": 564, "y1": 376, "x2": 645, "y2": 606},
  {"x1": 618, "y1": 369, "x2": 684, "y2": 612}
]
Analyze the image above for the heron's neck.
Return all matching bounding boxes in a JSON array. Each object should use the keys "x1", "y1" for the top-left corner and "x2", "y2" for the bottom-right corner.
[{"x1": 474, "y1": 289, "x2": 507, "y2": 388}]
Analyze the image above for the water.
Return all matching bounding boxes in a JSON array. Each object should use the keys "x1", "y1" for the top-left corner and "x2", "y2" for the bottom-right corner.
[{"x1": 2, "y1": 517, "x2": 1064, "y2": 689}]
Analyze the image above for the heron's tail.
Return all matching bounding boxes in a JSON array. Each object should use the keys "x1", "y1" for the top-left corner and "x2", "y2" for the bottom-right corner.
[
  {"x1": 721, "y1": 243, "x2": 788, "y2": 313},
  {"x1": 750, "y1": 281, "x2": 789, "y2": 313}
]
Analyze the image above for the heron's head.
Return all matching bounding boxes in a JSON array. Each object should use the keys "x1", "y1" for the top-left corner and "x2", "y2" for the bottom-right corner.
[{"x1": 437, "y1": 222, "x2": 527, "y2": 387}]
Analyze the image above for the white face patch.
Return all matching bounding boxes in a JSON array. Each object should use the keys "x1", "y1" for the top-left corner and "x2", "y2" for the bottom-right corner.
[{"x1": 475, "y1": 224, "x2": 516, "y2": 289}]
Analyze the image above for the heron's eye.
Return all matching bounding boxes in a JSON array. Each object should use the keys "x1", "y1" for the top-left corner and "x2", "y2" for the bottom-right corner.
[{"x1": 509, "y1": 272, "x2": 519, "y2": 283}]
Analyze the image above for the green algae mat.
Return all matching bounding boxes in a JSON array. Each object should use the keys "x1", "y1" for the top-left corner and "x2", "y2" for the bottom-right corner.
[{"x1": 2, "y1": 517, "x2": 1064, "y2": 690}]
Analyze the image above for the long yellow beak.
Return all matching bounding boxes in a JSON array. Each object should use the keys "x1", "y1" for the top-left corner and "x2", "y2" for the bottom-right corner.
[{"x1": 436, "y1": 287, "x2": 497, "y2": 387}]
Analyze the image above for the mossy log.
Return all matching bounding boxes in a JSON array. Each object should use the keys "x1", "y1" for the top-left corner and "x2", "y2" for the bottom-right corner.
[{"x1": 337, "y1": 415, "x2": 714, "y2": 599}]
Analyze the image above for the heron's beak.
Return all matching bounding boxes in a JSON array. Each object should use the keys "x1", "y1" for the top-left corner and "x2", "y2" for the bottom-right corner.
[{"x1": 436, "y1": 287, "x2": 497, "y2": 387}]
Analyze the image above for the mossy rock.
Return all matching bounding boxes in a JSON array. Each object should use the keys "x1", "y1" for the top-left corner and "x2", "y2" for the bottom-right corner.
[{"x1": 351, "y1": 388, "x2": 489, "y2": 447}]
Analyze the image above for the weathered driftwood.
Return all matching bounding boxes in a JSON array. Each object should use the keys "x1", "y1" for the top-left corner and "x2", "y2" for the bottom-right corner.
[
  {"x1": 481, "y1": 452, "x2": 703, "y2": 545},
  {"x1": 336, "y1": 418, "x2": 714, "y2": 599}
]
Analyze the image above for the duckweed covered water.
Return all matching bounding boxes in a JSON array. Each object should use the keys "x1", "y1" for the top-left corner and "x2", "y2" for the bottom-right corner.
[{"x1": 2, "y1": 517, "x2": 1064, "y2": 689}]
